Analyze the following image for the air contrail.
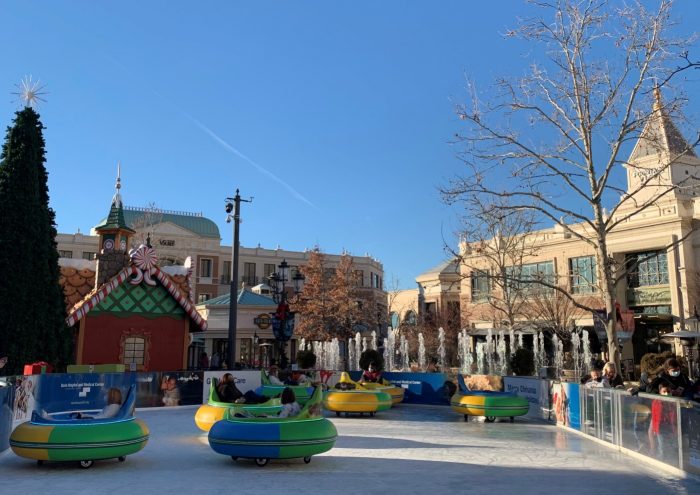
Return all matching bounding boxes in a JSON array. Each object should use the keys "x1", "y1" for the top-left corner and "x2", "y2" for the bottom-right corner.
[
  {"x1": 107, "y1": 54, "x2": 314, "y2": 207},
  {"x1": 186, "y1": 114, "x2": 314, "y2": 207},
  {"x1": 152, "y1": 88, "x2": 315, "y2": 207}
]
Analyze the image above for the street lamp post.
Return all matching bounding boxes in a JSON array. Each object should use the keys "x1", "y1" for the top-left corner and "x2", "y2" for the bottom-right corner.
[
  {"x1": 253, "y1": 330, "x2": 259, "y2": 368},
  {"x1": 225, "y1": 189, "x2": 252, "y2": 370},
  {"x1": 268, "y1": 259, "x2": 304, "y2": 369}
]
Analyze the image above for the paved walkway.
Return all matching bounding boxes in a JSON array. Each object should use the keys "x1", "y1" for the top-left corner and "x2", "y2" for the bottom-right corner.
[{"x1": 1, "y1": 404, "x2": 698, "y2": 494}]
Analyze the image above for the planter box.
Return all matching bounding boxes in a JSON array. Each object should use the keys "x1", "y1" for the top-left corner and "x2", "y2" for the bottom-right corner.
[{"x1": 66, "y1": 364, "x2": 126, "y2": 373}]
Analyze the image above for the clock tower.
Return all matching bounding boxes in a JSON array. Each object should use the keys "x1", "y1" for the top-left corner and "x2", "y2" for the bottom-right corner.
[{"x1": 93, "y1": 164, "x2": 136, "y2": 287}]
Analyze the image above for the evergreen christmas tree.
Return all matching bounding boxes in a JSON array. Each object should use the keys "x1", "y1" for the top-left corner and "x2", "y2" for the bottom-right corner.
[{"x1": 0, "y1": 106, "x2": 71, "y2": 374}]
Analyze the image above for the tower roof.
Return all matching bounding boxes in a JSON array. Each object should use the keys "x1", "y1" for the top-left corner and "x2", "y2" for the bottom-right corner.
[
  {"x1": 94, "y1": 163, "x2": 135, "y2": 234},
  {"x1": 628, "y1": 87, "x2": 696, "y2": 163},
  {"x1": 198, "y1": 289, "x2": 277, "y2": 308}
]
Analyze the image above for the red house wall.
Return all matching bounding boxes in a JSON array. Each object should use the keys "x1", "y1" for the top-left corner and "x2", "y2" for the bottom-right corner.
[{"x1": 80, "y1": 314, "x2": 187, "y2": 371}]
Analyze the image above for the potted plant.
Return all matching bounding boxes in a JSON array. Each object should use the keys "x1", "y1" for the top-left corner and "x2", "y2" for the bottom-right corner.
[
  {"x1": 509, "y1": 348, "x2": 535, "y2": 377},
  {"x1": 359, "y1": 349, "x2": 384, "y2": 371}
]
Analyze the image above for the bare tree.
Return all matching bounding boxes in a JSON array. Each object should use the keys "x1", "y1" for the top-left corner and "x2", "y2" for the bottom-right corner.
[
  {"x1": 442, "y1": 0, "x2": 699, "y2": 368},
  {"x1": 455, "y1": 197, "x2": 541, "y2": 331},
  {"x1": 130, "y1": 202, "x2": 163, "y2": 248},
  {"x1": 526, "y1": 283, "x2": 602, "y2": 344}
]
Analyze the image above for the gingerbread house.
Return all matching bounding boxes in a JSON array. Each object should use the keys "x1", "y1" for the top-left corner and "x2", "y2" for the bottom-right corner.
[{"x1": 61, "y1": 173, "x2": 207, "y2": 371}]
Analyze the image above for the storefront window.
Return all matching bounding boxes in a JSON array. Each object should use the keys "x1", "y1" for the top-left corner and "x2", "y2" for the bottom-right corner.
[
  {"x1": 626, "y1": 251, "x2": 668, "y2": 287},
  {"x1": 570, "y1": 255, "x2": 597, "y2": 294}
]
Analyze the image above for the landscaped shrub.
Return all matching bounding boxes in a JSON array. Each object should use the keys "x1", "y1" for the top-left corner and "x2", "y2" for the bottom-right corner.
[
  {"x1": 296, "y1": 349, "x2": 317, "y2": 369},
  {"x1": 510, "y1": 348, "x2": 535, "y2": 376},
  {"x1": 359, "y1": 349, "x2": 384, "y2": 371}
]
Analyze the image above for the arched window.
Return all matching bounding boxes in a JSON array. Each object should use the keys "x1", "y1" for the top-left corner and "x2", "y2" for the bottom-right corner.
[
  {"x1": 120, "y1": 329, "x2": 151, "y2": 370},
  {"x1": 390, "y1": 312, "x2": 400, "y2": 329},
  {"x1": 403, "y1": 310, "x2": 417, "y2": 326},
  {"x1": 123, "y1": 337, "x2": 145, "y2": 365}
]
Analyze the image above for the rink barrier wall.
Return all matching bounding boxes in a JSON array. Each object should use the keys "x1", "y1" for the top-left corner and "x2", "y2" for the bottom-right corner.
[
  {"x1": 552, "y1": 382, "x2": 700, "y2": 476},
  {"x1": 0, "y1": 385, "x2": 12, "y2": 451},
  {"x1": 1, "y1": 371, "x2": 698, "y2": 478},
  {"x1": 0, "y1": 369, "x2": 453, "y2": 451}
]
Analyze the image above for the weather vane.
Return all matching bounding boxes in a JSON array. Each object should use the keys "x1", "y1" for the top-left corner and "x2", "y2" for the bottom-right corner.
[{"x1": 12, "y1": 75, "x2": 48, "y2": 108}]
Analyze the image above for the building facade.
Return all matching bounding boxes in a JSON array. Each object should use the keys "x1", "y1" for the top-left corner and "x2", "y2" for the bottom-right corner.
[
  {"x1": 61, "y1": 179, "x2": 206, "y2": 372},
  {"x1": 57, "y1": 207, "x2": 385, "y2": 308},
  {"x1": 58, "y1": 201, "x2": 387, "y2": 369},
  {"x1": 392, "y1": 92, "x2": 699, "y2": 374}
]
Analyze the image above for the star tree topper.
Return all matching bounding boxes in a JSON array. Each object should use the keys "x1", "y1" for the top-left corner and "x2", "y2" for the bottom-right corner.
[{"x1": 12, "y1": 75, "x2": 48, "y2": 108}]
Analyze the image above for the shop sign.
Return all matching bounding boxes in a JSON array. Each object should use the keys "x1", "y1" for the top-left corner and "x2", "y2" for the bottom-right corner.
[
  {"x1": 254, "y1": 313, "x2": 272, "y2": 329},
  {"x1": 627, "y1": 287, "x2": 671, "y2": 306}
]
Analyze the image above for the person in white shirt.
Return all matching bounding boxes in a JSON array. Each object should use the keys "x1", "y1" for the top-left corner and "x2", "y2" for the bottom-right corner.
[
  {"x1": 277, "y1": 387, "x2": 301, "y2": 418},
  {"x1": 267, "y1": 365, "x2": 285, "y2": 386},
  {"x1": 92, "y1": 391, "x2": 122, "y2": 418},
  {"x1": 72, "y1": 387, "x2": 123, "y2": 419},
  {"x1": 585, "y1": 369, "x2": 610, "y2": 388}
]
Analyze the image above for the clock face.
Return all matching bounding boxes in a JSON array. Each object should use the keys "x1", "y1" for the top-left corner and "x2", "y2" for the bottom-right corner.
[{"x1": 103, "y1": 239, "x2": 114, "y2": 250}]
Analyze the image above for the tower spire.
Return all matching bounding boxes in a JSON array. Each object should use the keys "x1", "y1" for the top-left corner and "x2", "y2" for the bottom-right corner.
[
  {"x1": 93, "y1": 163, "x2": 135, "y2": 286},
  {"x1": 112, "y1": 161, "x2": 122, "y2": 208},
  {"x1": 653, "y1": 84, "x2": 662, "y2": 112}
]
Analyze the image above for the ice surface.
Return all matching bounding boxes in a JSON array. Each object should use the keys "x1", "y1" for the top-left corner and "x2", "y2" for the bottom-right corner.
[{"x1": 1, "y1": 404, "x2": 697, "y2": 494}]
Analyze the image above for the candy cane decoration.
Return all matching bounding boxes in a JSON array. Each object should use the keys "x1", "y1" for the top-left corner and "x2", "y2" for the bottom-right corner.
[{"x1": 129, "y1": 244, "x2": 158, "y2": 286}]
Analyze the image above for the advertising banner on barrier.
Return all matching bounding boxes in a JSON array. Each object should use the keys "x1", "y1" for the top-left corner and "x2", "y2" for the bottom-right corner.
[
  {"x1": 30, "y1": 371, "x2": 208, "y2": 412},
  {"x1": 0, "y1": 384, "x2": 12, "y2": 451},
  {"x1": 504, "y1": 377, "x2": 551, "y2": 420},
  {"x1": 11, "y1": 375, "x2": 39, "y2": 427},
  {"x1": 552, "y1": 382, "x2": 581, "y2": 430},
  {"x1": 350, "y1": 371, "x2": 450, "y2": 405},
  {"x1": 34, "y1": 373, "x2": 135, "y2": 413},
  {"x1": 155, "y1": 371, "x2": 204, "y2": 407},
  {"x1": 202, "y1": 371, "x2": 262, "y2": 403},
  {"x1": 133, "y1": 371, "x2": 206, "y2": 408}
]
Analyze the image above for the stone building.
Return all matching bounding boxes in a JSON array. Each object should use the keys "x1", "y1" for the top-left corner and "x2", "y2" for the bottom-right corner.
[
  {"x1": 57, "y1": 179, "x2": 387, "y2": 369},
  {"x1": 392, "y1": 91, "x2": 700, "y2": 375}
]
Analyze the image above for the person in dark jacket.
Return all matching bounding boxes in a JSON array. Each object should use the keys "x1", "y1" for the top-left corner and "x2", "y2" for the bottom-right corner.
[
  {"x1": 648, "y1": 358, "x2": 692, "y2": 397},
  {"x1": 217, "y1": 373, "x2": 243, "y2": 402},
  {"x1": 218, "y1": 373, "x2": 268, "y2": 404}
]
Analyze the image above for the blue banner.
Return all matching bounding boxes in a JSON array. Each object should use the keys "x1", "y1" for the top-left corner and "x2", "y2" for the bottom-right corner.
[
  {"x1": 35, "y1": 373, "x2": 136, "y2": 413},
  {"x1": 350, "y1": 371, "x2": 450, "y2": 405},
  {"x1": 564, "y1": 382, "x2": 580, "y2": 430},
  {"x1": 0, "y1": 384, "x2": 12, "y2": 451},
  {"x1": 33, "y1": 371, "x2": 206, "y2": 411},
  {"x1": 553, "y1": 382, "x2": 581, "y2": 430}
]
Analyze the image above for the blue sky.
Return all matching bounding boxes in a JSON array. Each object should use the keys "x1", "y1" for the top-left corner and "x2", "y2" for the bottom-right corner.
[{"x1": 1, "y1": 1, "x2": 699, "y2": 289}]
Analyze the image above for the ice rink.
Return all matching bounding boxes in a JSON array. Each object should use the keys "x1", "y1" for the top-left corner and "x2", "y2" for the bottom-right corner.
[{"x1": 1, "y1": 404, "x2": 698, "y2": 495}]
